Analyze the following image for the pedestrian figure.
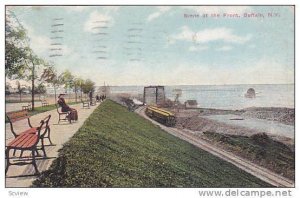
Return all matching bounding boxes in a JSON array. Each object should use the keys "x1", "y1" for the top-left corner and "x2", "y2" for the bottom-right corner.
[
  {"x1": 57, "y1": 94, "x2": 78, "y2": 122},
  {"x1": 89, "y1": 91, "x2": 93, "y2": 105}
]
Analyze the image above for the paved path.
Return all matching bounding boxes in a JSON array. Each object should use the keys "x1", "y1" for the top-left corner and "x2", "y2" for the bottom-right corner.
[
  {"x1": 5, "y1": 102, "x2": 101, "y2": 187},
  {"x1": 135, "y1": 106, "x2": 295, "y2": 187}
]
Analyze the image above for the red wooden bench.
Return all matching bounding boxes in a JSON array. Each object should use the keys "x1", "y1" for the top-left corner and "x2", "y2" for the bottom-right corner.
[
  {"x1": 5, "y1": 115, "x2": 51, "y2": 175},
  {"x1": 6, "y1": 110, "x2": 53, "y2": 146}
]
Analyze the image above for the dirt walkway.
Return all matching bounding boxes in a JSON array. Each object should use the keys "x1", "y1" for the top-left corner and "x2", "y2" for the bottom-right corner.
[
  {"x1": 135, "y1": 106, "x2": 294, "y2": 187},
  {"x1": 5, "y1": 102, "x2": 101, "y2": 187}
]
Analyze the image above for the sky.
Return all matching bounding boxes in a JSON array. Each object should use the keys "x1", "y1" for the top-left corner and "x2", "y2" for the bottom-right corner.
[{"x1": 7, "y1": 6, "x2": 294, "y2": 86}]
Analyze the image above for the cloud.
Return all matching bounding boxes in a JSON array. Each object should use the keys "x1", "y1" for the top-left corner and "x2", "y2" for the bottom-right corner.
[
  {"x1": 62, "y1": 45, "x2": 74, "y2": 56},
  {"x1": 84, "y1": 11, "x2": 113, "y2": 33},
  {"x1": 216, "y1": 46, "x2": 233, "y2": 51},
  {"x1": 20, "y1": 22, "x2": 52, "y2": 57},
  {"x1": 20, "y1": 22, "x2": 76, "y2": 61},
  {"x1": 249, "y1": 44, "x2": 256, "y2": 48},
  {"x1": 30, "y1": 35, "x2": 52, "y2": 54},
  {"x1": 160, "y1": 56, "x2": 293, "y2": 85},
  {"x1": 189, "y1": 45, "x2": 209, "y2": 52},
  {"x1": 147, "y1": 6, "x2": 171, "y2": 22},
  {"x1": 157, "y1": 6, "x2": 171, "y2": 12},
  {"x1": 172, "y1": 26, "x2": 252, "y2": 44},
  {"x1": 148, "y1": 12, "x2": 161, "y2": 21},
  {"x1": 237, "y1": 57, "x2": 294, "y2": 84}
]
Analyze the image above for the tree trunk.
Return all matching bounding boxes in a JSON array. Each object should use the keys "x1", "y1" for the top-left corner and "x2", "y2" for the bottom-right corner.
[
  {"x1": 31, "y1": 62, "x2": 35, "y2": 111},
  {"x1": 75, "y1": 85, "x2": 77, "y2": 102},
  {"x1": 54, "y1": 86, "x2": 57, "y2": 104},
  {"x1": 31, "y1": 79, "x2": 34, "y2": 110}
]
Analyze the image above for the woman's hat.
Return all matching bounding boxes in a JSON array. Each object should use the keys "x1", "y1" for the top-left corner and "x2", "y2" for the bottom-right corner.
[{"x1": 58, "y1": 93, "x2": 66, "y2": 98}]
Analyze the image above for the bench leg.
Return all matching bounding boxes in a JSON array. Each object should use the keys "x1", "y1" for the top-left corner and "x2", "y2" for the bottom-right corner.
[
  {"x1": 13, "y1": 149, "x2": 17, "y2": 156},
  {"x1": 32, "y1": 149, "x2": 39, "y2": 174},
  {"x1": 41, "y1": 138, "x2": 47, "y2": 157},
  {"x1": 5, "y1": 148, "x2": 10, "y2": 175},
  {"x1": 46, "y1": 126, "x2": 53, "y2": 145},
  {"x1": 19, "y1": 150, "x2": 24, "y2": 158},
  {"x1": 68, "y1": 113, "x2": 71, "y2": 123}
]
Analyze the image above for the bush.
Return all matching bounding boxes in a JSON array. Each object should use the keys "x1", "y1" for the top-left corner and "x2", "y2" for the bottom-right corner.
[{"x1": 251, "y1": 133, "x2": 271, "y2": 145}]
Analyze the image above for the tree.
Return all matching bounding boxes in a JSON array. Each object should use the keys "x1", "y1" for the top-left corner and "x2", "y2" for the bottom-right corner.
[
  {"x1": 60, "y1": 70, "x2": 75, "y2": 101},
  {"x1": 73, "y1": 78, "x2": 84, "y2": 102},
  {"x1": 15, "y1": 80, "x2": 26, "y2": 101},
  {"x1": 40, "y1": 65, "x2": 62, "y2": 103},
  {"x1": 35, "y1": 83, "x2": 47, "y2": 94},
  {"x1": 5, "y1": 10, "x2": 30, "y2": 79},
  {"x1": 6, "y1": 10, "x2": 46, "y2": 110},
  {"x1": 82, "y1": 79, "x2": 95, "y2": 95},
  {"x1": 5, "y1": 82, "x2": 11, "y2": 95},
  {"x1": 28, "y1": 52, "x2": 45, "y2": 110}
]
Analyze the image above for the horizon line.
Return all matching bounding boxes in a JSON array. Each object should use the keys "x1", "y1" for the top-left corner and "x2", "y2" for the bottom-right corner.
[{"x1": 96, "y1": 83, "x2": 295, "y2": 87}]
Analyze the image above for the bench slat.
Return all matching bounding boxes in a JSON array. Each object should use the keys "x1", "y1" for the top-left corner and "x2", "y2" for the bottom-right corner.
[
  {"x1": 15, "y1": 135, "x2": 33, "y2": 148},
  {"x1": 22, "y1": 135, "x2": 38, "y2": 148},
  {"x1": 8, "y1": 133, "x2": 38, "y2": 148},
  {"x1": 9, "y1": 134, "x2": 32, "y2": 147},
  {"x1": 18, "y1": 127, "x2": 41, "y2": 136}
]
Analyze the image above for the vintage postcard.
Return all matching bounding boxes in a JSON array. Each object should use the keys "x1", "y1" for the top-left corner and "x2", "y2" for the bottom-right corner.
[{"x1": 5, "y1": 5, "x2": 295, "y2": 192}]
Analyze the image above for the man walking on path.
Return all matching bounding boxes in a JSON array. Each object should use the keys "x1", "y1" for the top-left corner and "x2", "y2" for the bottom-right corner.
[{"x1": 89, "y1": 91, "x2": 93, "y2": 105}]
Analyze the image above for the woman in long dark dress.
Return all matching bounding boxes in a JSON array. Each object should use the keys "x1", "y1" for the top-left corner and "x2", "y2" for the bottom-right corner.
[{"x1": 57, "y1": 94, "x2": 78, "y2": 121}]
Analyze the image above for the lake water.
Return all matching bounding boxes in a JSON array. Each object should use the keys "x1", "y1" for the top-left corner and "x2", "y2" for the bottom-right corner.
[
  {"x1": 109, "y1": 84, "x2": 294, "y2": 110},
  {"x1": 203, "y1": 114, "x2": 294, "y2": 139}
]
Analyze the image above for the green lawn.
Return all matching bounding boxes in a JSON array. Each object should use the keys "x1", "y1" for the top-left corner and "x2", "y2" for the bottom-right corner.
[
  {"x1": 33, "y1": 100, "x2": 271, "y2": 187},
  {"x1": 5, "y1": 100, "x2": 41, "y2": 103},
  {"x1": 28, "y1": 102, "x2": 80, "y2": 116}
]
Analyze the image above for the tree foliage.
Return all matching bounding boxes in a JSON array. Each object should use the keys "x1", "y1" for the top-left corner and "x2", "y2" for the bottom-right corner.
[
  {"x1": 6, "y1": 10, "x2": 46, "y2": 110},
  {"x1": 5, "y1": 10, "x2": 45, "y2": 80},
  {"x1": 82, "y1": 79, "x2": 95, "y2": 94},
  {"x1": 40, "y1": 65, "x2": 62, "y2": 100},
  {"x1": 60, "y1": 70, "x2": 74, "y2": 91},
  {"x1": 5, "y1": 10, "x2": 30, "y2": 79},
  {"x1": 41, "y1": 65, "x2": 61, "y2": 86},
  {"x1": 15, "y1": 80, "x2": 27, "y2": 101},
  {"x1": 35, "y1": 83, "x2": 47, "y2": 94}
]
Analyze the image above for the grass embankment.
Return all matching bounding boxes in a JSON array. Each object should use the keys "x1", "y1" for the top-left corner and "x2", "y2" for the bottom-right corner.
[
  {"x1": 203, "y1": 132, "x2": 294, "y2": 180},
  {"x1": 33, "y1": 100, "x2": 271, "y2": 187}
]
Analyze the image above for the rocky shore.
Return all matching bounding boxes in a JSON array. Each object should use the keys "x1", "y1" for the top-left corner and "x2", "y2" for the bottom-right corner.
[
  {"x1": 172, "y1": 107, "x2": 295, "y2": 179},
  {"x1": 173, "y1": 107, "x2": 295, "y2": 146}
]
